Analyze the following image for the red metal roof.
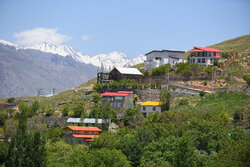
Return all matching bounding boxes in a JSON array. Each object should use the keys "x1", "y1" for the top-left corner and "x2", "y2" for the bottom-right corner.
[
  {"x1": 72, "y1": 134, "x2": 99, "y2": 138},
  {"x1": 64, "y1": 126, "x2": 102, "y2": 132},
  {"x1": 85, "y1": 138, "x2": 93, "y2": 141},
  {"x1": 117, "y1": 91, "x2": 133, "y2": 94},
  {"x1": 101, "y1": 91, "x2": 133, "y2": 97},
  {"x1": 188, "y1": 46, "x2": 222, "y2": 52}
]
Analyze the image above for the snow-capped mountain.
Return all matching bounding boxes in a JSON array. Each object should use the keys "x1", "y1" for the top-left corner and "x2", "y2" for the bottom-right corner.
[
  {"x1": 13, "y1": 42, "x2": 145, "y2": 70},
  {"x1": 0, "y1": 40, "x2": 17, "y2": 47}
]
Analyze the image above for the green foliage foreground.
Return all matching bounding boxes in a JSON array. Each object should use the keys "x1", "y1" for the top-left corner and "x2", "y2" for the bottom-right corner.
[{"x1": 0, "y1": 91, "x2": 249, "y2": 167}]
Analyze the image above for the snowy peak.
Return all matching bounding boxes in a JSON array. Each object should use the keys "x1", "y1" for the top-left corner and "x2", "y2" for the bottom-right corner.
[
  {"x1": 23, "y1": 42, "x2": 79, "y2": 57},
  {"x1": 0, "y1": 40, "x2": 17, "y2": 47},
  {"x1": 0, "y1": 39, "x2": 145, "y2": 70}
]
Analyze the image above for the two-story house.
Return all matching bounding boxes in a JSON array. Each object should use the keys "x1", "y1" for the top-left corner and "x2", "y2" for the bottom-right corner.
[
  {"x1": 100, "y1": 91, "x2": 133, "y2": 110},
  {"x1": 144, "y1": 50, "x2": 185, "y2": 70},
  {"x1": 63, "y1": 126, "x2": 102, "y2": 145},
  {"x1": 140, "y1": 101, "x2": 164, "y2": 117},
  {"x1": 188, "y1": 46, "x2": 222, "y2": 66}
]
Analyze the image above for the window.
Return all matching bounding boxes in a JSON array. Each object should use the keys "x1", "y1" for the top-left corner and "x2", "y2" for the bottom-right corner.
[
  {"x1": 155, "y1": 57, "x2": 162, "y2": 60},
  {"x1": 193, "y1": 58, "x2": 195, "y2": 63},
  {"x1": 115, "y1": 96, "x2": 123, "y2": 100},
  {"x1": 202, "y1": 58, "x2": 205, "y2": 63},
  {"x1": 117, "y1": 103, "x2": 122, "y2": 108},
  {"x1": 198, "y1": 58, "x2": 201, "y2": 63},
  {"x1": 209, "y1": 52, "x2": 211, "y2": 57},
  {"x1": 153, "y1": 106, "x2": 156, "y2": 111},
  {"x1": 213, "y1": 52, "x2": 216, "y2": 56},
  {"x1": 143, "y1": 106, "x2": 146, "y2": 111}
]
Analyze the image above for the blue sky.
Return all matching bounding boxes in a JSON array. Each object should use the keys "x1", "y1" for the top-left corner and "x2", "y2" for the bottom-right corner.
[{"x1": 0, "y1": 0, "x2": 249, "y2": 57}]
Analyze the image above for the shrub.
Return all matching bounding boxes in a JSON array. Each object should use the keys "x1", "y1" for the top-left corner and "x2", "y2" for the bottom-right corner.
[
  {"x1": 7, "y1": 98, "x2": 15, "y2": 103},
  {"x1": 46, "y1": 109, "x2": 53, "y2": 116},
  {"x1": 178, "y1": 98, "x2": 188, "y2": 106},
  {"x1": 62, "y1": 106, "x2": 69, "y2": 116},
  {"x1": 199, "y1": 91, "x2": 206, "y2": 97},
  {"x1": 171, "y1": 85, "x2": 177, "y2": 91},
  {"x1": 243, "y1": 74, "x2": 250, "y2": 86},
  {"x1": 144, "y1": 70, "x2": 149, "y2": 76},
  {"x1": 213, "y1": 58, "x2": 219, "y2": 66},
  {"x1": 0, "y1": 113, "x2": 8, "y2": 126}
]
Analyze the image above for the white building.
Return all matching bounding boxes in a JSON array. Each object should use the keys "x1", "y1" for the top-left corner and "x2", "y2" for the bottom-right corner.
[
  {"x1": 188, "y1": 46, "x2": 222, "y2": 66},
  {"x1": 144, "y1": 50, "x2": 185, "y2": 70},
  {"x1": 140, "y1": 101, "x2": 163, "y2": 117}
]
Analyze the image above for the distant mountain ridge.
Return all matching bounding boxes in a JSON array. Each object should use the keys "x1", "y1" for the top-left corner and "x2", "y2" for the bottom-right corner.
[
  {"x1": 0, "y1": 43, "x2": 97, "y2": 98},
  {"x1": 0, "y1": 39, "x2": 145, "y2": 98},
  {"x1": 0, "y1": 40, "x2": 145, "y2": 70}
]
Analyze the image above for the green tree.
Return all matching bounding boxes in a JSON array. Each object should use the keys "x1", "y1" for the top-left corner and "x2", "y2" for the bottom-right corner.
[
  {"x1": 101, "y1": 101, "x2": 116, "y2": 130},
  {"x1": 89, "y1": 105, "x2": 102, "y2": 118},
  {"x1": 160, "y1": 87, "x2": 171, "y2": 111},
  {"x1": 214, "y1": 141, "x2": 250, "y2": 167},
  {"x1": 73, "y1": 104, "x2": 85, "y2": 118},
  {"x1": 174, "y1": 136, "x2": 197, "y2": 167},
  {"x1": 116, "y1": 133, "x2": 142, "y2": 167},
  {"x1": 90, "y1": 132, "x2": 118, "y2": 150},
  {"x1": 220, "y1": 106, "x2": 229, "y2": 123},
  {"x1": 62, "y1": 105, "x2": 69, "y2": 116},
  {"x1": 92, "y1": 93, "x2": 101, "y2": 104},
  {"x1": 0, "y1": 142, "x2": 8, "y2": 165},
  {"x1": 6, "y1": 105, "x2": 47, "y2": 167},
  {"x1": 186, "y1": 120, "x2": 231, "y2": 153},
  {"x1": 0, "y1": 113, "x2": 8, "y2": 127},
  {"x1": 46, "y1": 140, "x2": 73, "y2": 167},
  {"x1": 47, "y1": 127, "x2": 64, "y2": 143},
  {"x1": 30, "y1": 101, "x2": 40, "y2": 116},
  {"x1": 141, "y1": 136, "x2": 178, "y2": 166},
  {"x1": 123, "y1": 107, "x2": 141, "y2": 128}
]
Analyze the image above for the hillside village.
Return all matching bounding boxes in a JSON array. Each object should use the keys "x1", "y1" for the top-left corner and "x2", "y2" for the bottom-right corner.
[{"x1": 0, "y1": 35, "x2": 250, "y2": 166}]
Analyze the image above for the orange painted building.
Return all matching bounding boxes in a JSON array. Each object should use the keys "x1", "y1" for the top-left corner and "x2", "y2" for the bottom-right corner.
[{"x1": 63, "y1": 126, "x2": 102, "y2": 144}]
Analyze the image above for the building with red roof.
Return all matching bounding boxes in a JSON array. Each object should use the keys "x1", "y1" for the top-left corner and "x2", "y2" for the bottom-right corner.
[
  {"x1": 188, "y1": 46, "x2": 223, "y2": 66},
  {"x1": 100, "y1": 91, "x2": 133, "y2": 110},
  {"x1": 63, "y1": 126, "x2": 102, "y2": 145}
]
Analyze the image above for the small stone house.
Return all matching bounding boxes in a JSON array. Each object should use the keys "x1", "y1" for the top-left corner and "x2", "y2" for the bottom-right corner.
[
  {"x1": 140, "y1": 101, "x2": 164, "y2": 117},
  {"x1": 63, "y1": 126, "x2": 102, "y2": 145}
]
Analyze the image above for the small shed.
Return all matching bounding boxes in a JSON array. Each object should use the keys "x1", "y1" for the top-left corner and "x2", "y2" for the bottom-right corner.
[{"x1": 109, "y1": 67, "x2": 142, "y2": 81}]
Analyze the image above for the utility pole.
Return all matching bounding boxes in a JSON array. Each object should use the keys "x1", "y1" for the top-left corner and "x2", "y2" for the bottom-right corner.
[
  {"x1": 211, "y1": 68, "x2": 214, "y2": 93},
  {"x1": 37, "y1": 89, "x2": 43, "y2": 103},
  {"x1": 167, "y1": 67, "x2": 170, "y2": 90},
  {"x1": 52, "y1": 88, "x2": 56, "y2": 113}
]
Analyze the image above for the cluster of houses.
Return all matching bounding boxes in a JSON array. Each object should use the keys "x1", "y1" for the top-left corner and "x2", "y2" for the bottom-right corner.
[{"x1": 63, "y1": 46, "x2": 223, "y2": 145}]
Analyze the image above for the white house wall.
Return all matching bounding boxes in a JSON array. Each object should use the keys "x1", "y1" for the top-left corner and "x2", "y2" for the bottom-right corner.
[
  {"x1": 145, "y1": 51, "x2": 184, "y2": 70},
  {"x1": 140, "y1": 106, "x2": 161, "y2": 116}
]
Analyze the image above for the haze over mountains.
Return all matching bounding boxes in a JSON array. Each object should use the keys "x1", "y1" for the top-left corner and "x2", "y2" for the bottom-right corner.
[{"x1": 0, "y1": 40, "x2": 145, "y2": 98}]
